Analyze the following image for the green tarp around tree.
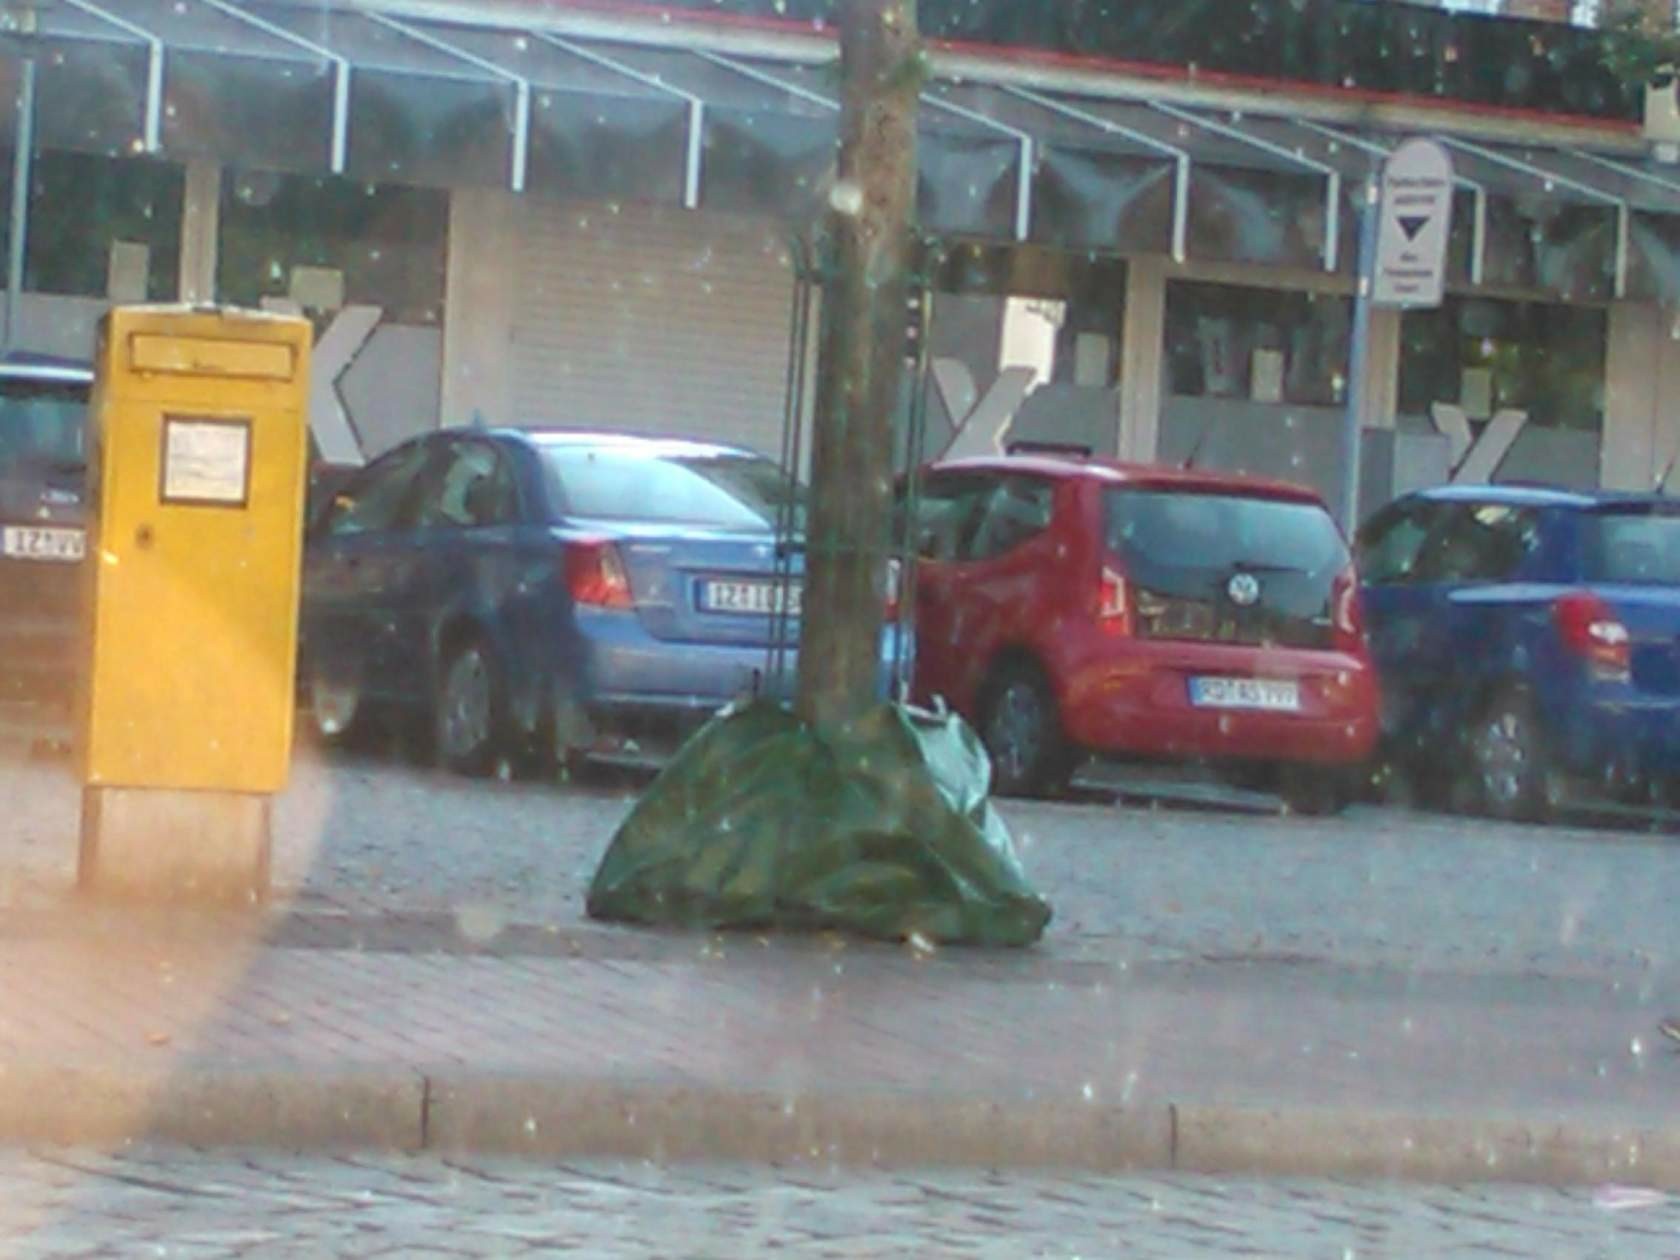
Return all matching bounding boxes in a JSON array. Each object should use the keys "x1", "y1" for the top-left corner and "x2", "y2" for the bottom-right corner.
[{"x1": 585, "y1": 701, "x2": 1051, "y2": 947}]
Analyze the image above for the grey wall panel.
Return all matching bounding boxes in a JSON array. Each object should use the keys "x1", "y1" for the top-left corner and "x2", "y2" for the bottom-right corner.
[
  {"x1": 1007, "y1": 384, "x2": 1119, "y2": 455},
  {"x1": 1157, "y1": 396, "x2": 1345, "y2": 502},
  {"x1": 340, "y1": 323, "x2": 443, "y2": 456},
  {"x1": 508, "y1": 200, "x2": 795, "y2": 457},
  {"x1": 1497, "y1": 425, "x2": 1601, "y2": 489}
]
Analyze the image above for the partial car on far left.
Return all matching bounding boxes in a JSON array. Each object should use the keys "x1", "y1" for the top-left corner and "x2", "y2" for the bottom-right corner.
[{"x1": 0, "y1": 354, "x2": 93, "y2": 714}]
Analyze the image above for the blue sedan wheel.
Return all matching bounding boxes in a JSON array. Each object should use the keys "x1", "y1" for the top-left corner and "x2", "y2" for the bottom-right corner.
[{"x1": 436, "y1": 639, "x2": 504, "y2": 777}]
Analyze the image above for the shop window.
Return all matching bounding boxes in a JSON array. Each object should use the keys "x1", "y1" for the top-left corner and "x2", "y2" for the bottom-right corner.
[
  {"x1": 218, "y1": 173, "x2": 447, "y2": 326},
  {"x1": 934, "y1": 242, "x2": 1124, "y2": 389},
  {"x1": 924, "y1": 243, "x2": 1126, "y2": 460},
  {"x1": 0, "y1": 151, "x2": 182, "y2": 301},
  {"x1": 1164, "y1": 282, "x2": 1350, "y2": 407},
  {"x1": 1399, "y1": 297, "x2": 1605, "y2": 431},
  {"x1": 1051, "y1": 298, "x2": 1121, "y2": 389}
]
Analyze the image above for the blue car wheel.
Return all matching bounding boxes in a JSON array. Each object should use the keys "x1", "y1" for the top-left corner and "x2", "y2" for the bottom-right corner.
[
  {"x1": 1466, "y1": 690, "x2": 1561, "y2": 823},
  {"x1": 435, "y1": 637, "x2": 507, "y2": 778}
]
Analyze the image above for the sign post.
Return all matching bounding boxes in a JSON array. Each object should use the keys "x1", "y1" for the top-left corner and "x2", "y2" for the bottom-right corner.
[{"x1": 1339, "y1": 138, "x2": 1454, "y2": 532}]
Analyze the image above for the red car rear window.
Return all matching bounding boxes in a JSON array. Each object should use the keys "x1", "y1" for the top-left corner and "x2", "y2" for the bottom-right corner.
[{"x1": 1103, "y1": 488, "x2": 1348, "y2": 648}]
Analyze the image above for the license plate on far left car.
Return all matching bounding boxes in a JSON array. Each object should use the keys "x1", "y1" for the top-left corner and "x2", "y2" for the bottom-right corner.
[
  {"x1": 1189, "y1": 676, "x2": 1301, "y2": 712},
  {"x1": 1, "y1": 525, "x2": 85, "y2": 563}
]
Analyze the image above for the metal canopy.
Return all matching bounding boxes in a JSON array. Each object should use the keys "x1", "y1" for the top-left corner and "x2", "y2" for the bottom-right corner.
[
  {"x1": 366, "y1": 13, "x2": 530, "y2": 192},
  {"x1": 57, "y1": 0, "x2": 163, "y2": 153},
  {"x1": 939, "y1": 82, "x2": 1189, "y2": 259},
  {"x1": 238, "y1": 5, "x2": 519, "y2": 188},
  {"x1": 984, "y1": 93, "x2": 1346, "y2": 272},
  {"x1": 597, "y1": 45, "x2": 840, "y2": 220},
  {"x1": 202, "y1": 0, "x2": 350, "y2": 173},
  {"x1": 1441, "y1": 135, "x2": 1629, "y2": 298},
  {"x1": 917, "y1": 89, "x2": 1033, "y2": 241},
  {"x1": 1, "y1": 1, "x2": 1673, "y2": 297},
  {"x1": 535, "y1": 35, "x2": 705, "y2": 208},
  {"x1": 692, "y1": 53, "x2": 1033, "y2": 239},
  {"x1": 106, "y1": 0, "x2": 343, "y2": 175},
  {"x1": 1151, "y1": 100, "x2": 1342, "y2": 272}
]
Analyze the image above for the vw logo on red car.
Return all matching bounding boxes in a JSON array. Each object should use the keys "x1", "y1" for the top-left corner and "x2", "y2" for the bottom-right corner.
[{"x1": 1227, "y1": 572, "x2": 1262, "y2": 607}]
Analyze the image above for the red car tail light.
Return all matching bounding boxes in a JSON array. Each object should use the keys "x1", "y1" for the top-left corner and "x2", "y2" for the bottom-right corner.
[
  {"x1": 1097, "y1": 564, "x2": 1131, "y2": 636},
  {"x1": 1554, "y1": 591, "x2": 1630, "y2": 679},
  {"x1": 565, "y1": 538, "x2": 634, "y2": 610},
  {"x1": 1331, "y1": 564, "x2": 1365, "y2": 653}
]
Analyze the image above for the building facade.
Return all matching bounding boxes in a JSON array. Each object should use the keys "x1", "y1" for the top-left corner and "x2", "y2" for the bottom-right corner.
[{"x1": 8, "y1": 0, "x2": 1680, "y2": 522}]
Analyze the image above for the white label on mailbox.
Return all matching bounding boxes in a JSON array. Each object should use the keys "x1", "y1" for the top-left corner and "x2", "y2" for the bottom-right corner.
[{"x1": 162, "y1": 417, "x2": 250, "y2": 506}]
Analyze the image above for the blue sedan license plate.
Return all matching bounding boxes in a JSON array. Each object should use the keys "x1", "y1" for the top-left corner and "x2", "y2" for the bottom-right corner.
[{"x1": 700, "y1": 579, "x2": 801, "y2": 617}]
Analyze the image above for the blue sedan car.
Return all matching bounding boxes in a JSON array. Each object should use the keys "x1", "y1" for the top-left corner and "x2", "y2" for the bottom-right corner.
[
  {"x1": 300, "y1": 428, "x2": 909, "y2": 775},
  {"x1": 1355, "y1": 483, "x2": 1680, "y2": 820}
]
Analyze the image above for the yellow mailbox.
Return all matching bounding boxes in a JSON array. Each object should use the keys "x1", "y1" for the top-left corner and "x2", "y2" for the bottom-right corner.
[{"x1": 78, "y1": 305, "x2": 312, "y2": 899}]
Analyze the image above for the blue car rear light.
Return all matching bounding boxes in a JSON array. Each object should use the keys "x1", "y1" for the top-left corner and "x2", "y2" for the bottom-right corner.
[{"x1": 1554, "y1": 592, "x2": 1631, "y2": 684}]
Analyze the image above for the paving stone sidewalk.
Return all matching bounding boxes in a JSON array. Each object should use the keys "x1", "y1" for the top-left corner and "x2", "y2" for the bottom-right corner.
[
  {"x1": 0, "y1": 899, "x2": 1673, "y2": 1183},
  {"x1": 7, "y1": 1146, "x2": 1680, "y2": 1259},
  {"x1": 5, "y1": 737, "x2": 1680, "y2": 1179}
]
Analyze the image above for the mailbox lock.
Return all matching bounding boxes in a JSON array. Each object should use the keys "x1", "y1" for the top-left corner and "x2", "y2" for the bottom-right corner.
[{"x1": 135, "y1": 524, "x2": 154, "y2": 549}]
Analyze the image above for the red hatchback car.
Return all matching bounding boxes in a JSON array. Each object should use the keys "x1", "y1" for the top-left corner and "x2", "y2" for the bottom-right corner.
[{"x1": 905, "y1": 454, "x2": 1380, "y2": 809}]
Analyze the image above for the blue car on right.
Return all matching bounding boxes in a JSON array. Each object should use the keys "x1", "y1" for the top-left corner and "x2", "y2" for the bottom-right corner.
[{"x1": 1355, "y1": 484, "x2": 1680, "y2": 820}]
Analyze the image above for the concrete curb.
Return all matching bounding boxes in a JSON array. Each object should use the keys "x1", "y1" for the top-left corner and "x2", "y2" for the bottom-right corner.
[
  {"x1": 1173, "y1": 1104, "x2": 1680, "y2": 1189},
  {"x1": 3, "y1": 1064, "x2": 1679, "y2": 1188},
  {"x1": 424, "y1": 1075, "x2": 1171, "y2": 1169},
  {"x1": 0, "y1": 1064, "x2": 424, "y2": 1150}
]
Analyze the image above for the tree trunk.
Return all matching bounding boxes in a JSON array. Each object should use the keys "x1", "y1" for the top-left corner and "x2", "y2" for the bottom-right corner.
[{"x1": 795, "y1": 0, "x2": 920, "y2": 730}]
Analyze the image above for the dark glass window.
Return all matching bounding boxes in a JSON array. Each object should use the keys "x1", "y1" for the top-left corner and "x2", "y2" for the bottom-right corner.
[
  {"x1": 1104, "y1": 487, "x2": 1347, "y2": 647},
  {"x1": 1165, "y1": 282, "x2": 1351, "y2": 407},
  {"x1": 4, "y1": 152, "x2": 182, "y2": 301},
  {"x1": 909, "y1": 473, "x2": 997, "y2": 562},
  {"x1": 1105, "y1": 489, "x2": 1346, "y2": 576},
  {"x1": 931, "y1": 243, "x2": 1125, "y2": 389},
  {"x1": 416, "y1": 442, "x2": 521, "y2": 530},
  {"x1": 323, "y1": 441, "x2": 431, "y2": 536},
  {"x1": 1356, "y1": 500, "x2": 1445, "y2": 587},
  {"x1": 219, "y1": 174, "x2": 447, "y2": 325},
  {"x1": 1582, "y1": 510, "x2": 1680, "y2": 586},
  {"x1": 1399, "y1": 298, "x2": 1606, "y2": 432},
  {"x1": 971, "y1": 477, "x2": 1055, "y2": 560}
]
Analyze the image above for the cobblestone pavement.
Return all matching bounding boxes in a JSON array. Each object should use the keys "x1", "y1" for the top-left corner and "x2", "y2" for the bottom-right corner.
[
  {"x1": 0, "y1": 1146, "x2": 1677, "y2": 1258},
  {"x1": 6, "y1": 740, "x2": 1680, "y2": 980}
]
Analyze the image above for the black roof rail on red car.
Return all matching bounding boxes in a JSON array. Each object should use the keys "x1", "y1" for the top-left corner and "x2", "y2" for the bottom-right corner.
[{"x1": 1004, "y1": 441, "x2": 1093, "y2": 458}]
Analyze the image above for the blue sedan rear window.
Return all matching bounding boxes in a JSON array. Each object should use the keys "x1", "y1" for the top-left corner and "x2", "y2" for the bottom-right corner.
[
  {"x1": 1583, "y1": 511, "x2": 1680, "y2": 585},
  {"x1": 544, "y1": 448, "x2": 804, "y2": 532}
]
